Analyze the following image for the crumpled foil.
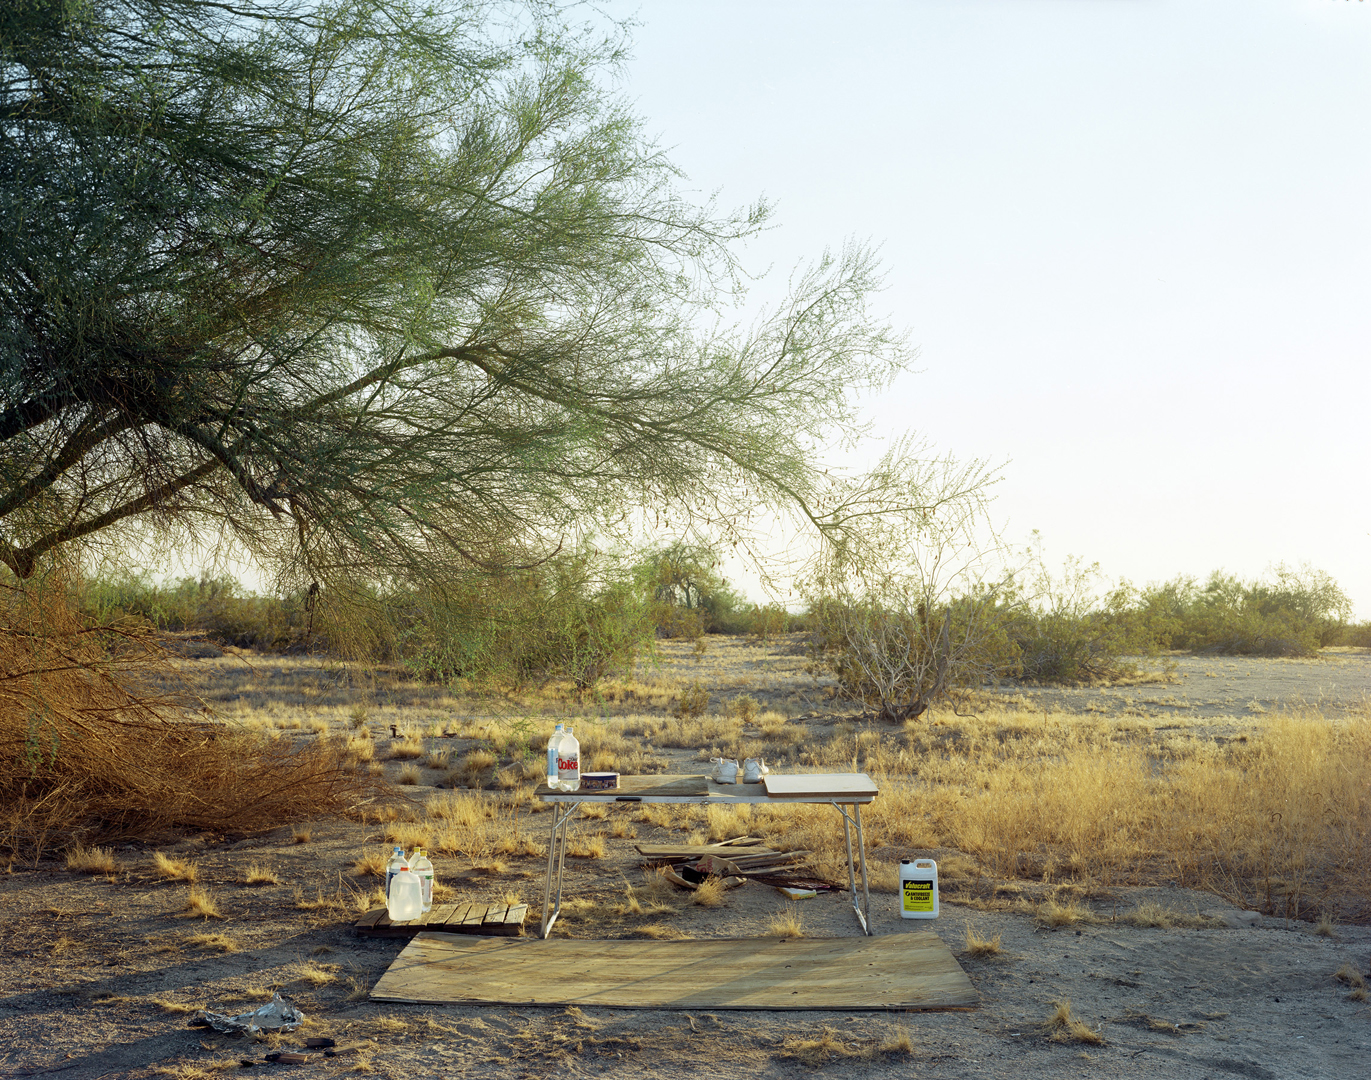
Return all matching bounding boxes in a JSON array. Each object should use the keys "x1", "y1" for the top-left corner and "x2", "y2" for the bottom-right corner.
[{"x1": 198, "y1": 992, "x2": 305, "y2": 1037}]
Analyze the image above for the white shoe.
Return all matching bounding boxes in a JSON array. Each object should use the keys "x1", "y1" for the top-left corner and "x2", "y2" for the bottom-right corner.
[
  {"x1": 711, "y1": 757, "x2": 739, "y2": 784},
  {"x1": 742, "y1": 758, "x2": 769, "y2": 783}
]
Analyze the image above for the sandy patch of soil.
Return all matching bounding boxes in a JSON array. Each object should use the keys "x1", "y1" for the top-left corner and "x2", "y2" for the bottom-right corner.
[{"x1": 2, "y1": 646, "x2": 1368, "y2": 1080}]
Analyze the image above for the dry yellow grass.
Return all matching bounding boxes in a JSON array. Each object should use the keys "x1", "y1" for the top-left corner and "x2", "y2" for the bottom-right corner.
[
  {"x1": 963, "y1": 921, "x2": 1003, "y2": 957},
  {"x1": 396, "y1": 764, "x2": 422, "y2": 785},
  {"x1": 185, "y1": 932, "x2": 240, "y2": 953},
  {"x1": 295, "y1": 961, "x2": 338, "y2": 986},
  {"x1": 241, "y1": 863, "x2": 280, "y2": 886},
  {"x1": 765, "y1": 904, "x2": 805, "y2": 938},
  {"x1": 66, "y1": 845, "x2": 119, "y2": 875},
  {"x1": 777, "y1": 1025, "x2": 914, "y2": 1065},
  {"x1": 182, "y1": 885, "x2": 222, "y2": 919},
  {"x1": 387, "y1": 737, "x2": 426, "y2": 761},
  {"x1": 153, "y1": 851, "x2": 198, "y2": 882},
  {"x1": 290, "y1": 825, "x2": 313, "y2": 844},
  {"x1": 351, "y1": 851, "x2": 388, "y2": 877},
  {"x1": 566, "y1": 834, "x2": 605, "y2": 859},
  {"x1": 1043, "y1": 999, "x2": 1105, "y2": 1045}
]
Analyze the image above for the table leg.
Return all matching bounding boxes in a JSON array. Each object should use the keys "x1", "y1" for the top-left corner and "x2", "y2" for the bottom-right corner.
[
  {"x1": 539, "y1": 801, "x2": 580, "y2": 939},
  {"x1": 834, "y1": 801, "x2": 872, "y2": 935}
]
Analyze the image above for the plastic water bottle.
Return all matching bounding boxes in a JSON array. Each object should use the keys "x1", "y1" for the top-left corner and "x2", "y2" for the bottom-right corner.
[
  {"x1": 546, "y1": 723, "x2": 565, "y2": 790},
  {"x1": 410, "y1": 848, "x2": 434, "y2": 912},
  {"x1": 383, "y1": 846, "x2": 406, "y2": 900},
  {"x1": 387, "y1": 863, "x2": 422, "y2": 922},
  {"x1": 556, "y1": 726, "x2": 580, "y2": 791}
]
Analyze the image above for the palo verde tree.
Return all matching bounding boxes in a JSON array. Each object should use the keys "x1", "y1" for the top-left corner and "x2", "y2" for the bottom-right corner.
[{"x1": 1, "y1": 0, "x2": 913, "y2": 599}]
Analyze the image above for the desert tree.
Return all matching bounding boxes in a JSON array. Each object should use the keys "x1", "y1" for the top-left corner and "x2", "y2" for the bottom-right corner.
[
  {"x1": 804, "y1": 441, "x2": 1011, "y2": 723},
  {"x1": 1, "y1": 0, "x2": 915, "y2": 603}
]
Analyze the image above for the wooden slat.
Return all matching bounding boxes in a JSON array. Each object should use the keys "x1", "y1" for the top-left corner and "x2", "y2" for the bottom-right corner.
[
  {"x1": 763, "y1": 773, "x2": 879, "y2": 799},
  {"x1": 635, "y1": 844, "x2": 779, "y2": 860},
  {"x1": 481, "y1": 904, "x2": 511, "y2": 927},
  {"x1": 371, "y1": 933, "x2": 977, "y2": 1011},
  {"x1": 427, "y1": 904, "x2": 459, "y2": 928},
  {"x1": 354, "y1": 908, "x2": 386, "y2": 929},
  {"x1": 458, "y1": 903, "x2": 488, "y2": 928},
  {"x1": 537, "y1": 773, "x2": 710, "y2": 798},
  {"x1": 503, "y1": 904, "x2": 528, "y2": 932}
]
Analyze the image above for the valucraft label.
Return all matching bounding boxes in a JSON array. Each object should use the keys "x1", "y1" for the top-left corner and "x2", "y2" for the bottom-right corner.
[{"x1": 902, "y1": 879, "x2": 935, "y2": 912}]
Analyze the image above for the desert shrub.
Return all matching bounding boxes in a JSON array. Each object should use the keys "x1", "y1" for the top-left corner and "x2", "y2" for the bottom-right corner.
[
  {"x1": 672, "y1": 680, "x2": 711, "y2": 720},
  {"x1": 637, "y1": 542, "x2": 747, "y2": 636},
  {"x1": 746, "y1": 603, "x2": 790, "y2": 642},
  {"x1": 1, "y1": 576, "x2": 381, "y2": 853},
  {"x1": 810, "y1": 590, "x2": 1017, "y2": 721},
  {"x1": 1145, "y1": 565, "x2": 1351, "y2": 656},
  {"x1": 354, "y1": 548, "x2": 653, "y2": 691},
  {"x1": 1005, "y1": 553, "x2": 1142, "y2": 683},
  {"x1": 76, "y1": 573, "x2": 312, "y2": 651}
]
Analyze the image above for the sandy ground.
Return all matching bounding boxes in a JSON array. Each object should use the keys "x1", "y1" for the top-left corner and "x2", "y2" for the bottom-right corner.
[{"x1": 1, "y1": 646, "x2": 1368, "y2": 1080}]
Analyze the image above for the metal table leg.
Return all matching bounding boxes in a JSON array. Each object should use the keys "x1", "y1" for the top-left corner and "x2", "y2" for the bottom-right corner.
[
  {"x1": 539, "y1": 801, "x2": 580, "y2": 939},
  {"x1": 834, "y1": 801, "x2": 872, "y2": 935}
]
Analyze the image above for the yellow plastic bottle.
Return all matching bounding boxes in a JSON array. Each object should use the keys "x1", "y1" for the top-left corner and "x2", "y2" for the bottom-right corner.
[{"x1": 899, "y1": 858, "x2": 939, "y2": 919}]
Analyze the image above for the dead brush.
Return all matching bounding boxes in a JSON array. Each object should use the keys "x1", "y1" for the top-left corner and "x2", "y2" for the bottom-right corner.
[
  {"x1": 153, "y1": 851, "x2": 198, "y2": 882},
  {"x1": 1043, "y1": 999, "x2": 1105, "y2": 1045},
  {"x1": 0, "y1": 581, "x2": 385, "y2": 855},
  {"x1": 962, "y1": 921, "x2": 1003, "y2": 957},
  {"x1": 66, "y1": 845, "x2": 119, "y2": 875},
  {"x1": 776, "y1": 1025, "x2": 913, "y2": 1065}
]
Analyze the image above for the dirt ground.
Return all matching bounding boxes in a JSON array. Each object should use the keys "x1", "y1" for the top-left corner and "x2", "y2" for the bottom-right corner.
[{"x1": 1, "y1": 645, "x2": 1368, "y2": 1080}]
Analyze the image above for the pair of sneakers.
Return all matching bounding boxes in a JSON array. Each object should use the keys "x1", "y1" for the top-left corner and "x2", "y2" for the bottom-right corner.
[{"x1": 711, "y1": 757, "x2": 768, "y2": 784}]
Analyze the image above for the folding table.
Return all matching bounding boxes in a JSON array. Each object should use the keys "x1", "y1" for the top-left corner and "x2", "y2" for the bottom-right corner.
[{"x1": 537, "y1": 772, "x2": 878, "y2": 938}]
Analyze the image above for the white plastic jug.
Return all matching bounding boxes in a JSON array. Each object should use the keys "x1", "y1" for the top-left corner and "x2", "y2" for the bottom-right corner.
[
  {"x1": 387, "y1": 867, "x2": 423, "y2": 922},
  {"x1": 900, "y1": 858, "x2": 939, "y2": 919}
]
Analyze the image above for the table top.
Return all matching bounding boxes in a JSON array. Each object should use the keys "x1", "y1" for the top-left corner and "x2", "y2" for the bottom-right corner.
[{"x1": 535, "y1": 772, "x2": 878, "y2": 805}]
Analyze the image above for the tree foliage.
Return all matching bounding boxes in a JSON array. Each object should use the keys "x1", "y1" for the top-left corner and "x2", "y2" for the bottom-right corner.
[{"x1": 1, "y1": 0, "x2": 911, "y2": 594}]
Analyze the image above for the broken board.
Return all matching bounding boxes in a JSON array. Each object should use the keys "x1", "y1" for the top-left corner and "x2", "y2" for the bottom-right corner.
[
  {"x1": 762, "y1": 772, "x2": 879, "y2": 799},
  {"x1": 353, "y1": 902, "x2": 527, "y2": 939},
  {"x1": 370, "y1": 932, "x2": 977, "y2": 1011}
]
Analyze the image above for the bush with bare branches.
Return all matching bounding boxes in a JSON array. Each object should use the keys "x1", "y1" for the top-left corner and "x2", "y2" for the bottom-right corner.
[{"x1": 1, "y1": 578, "x2": 381, "y2": 853}]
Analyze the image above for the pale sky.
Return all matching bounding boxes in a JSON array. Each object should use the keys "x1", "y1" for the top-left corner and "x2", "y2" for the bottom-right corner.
[{"x1": 603, "y1": 0, "x2": 1371, "y2": 616}]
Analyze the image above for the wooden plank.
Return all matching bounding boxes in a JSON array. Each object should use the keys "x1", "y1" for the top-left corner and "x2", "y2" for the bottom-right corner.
[
  {"x1": 458, "y1": 903, "x2": 489, "y2": 929},
  {"x1": 503, "y1": 904, "x2": 528, "y2": 933},
  {"x1": 635, "y1": 844, "x2": 779, "y2": 860},
  {"x1": 538, "y1": 774, "x2": 711, "y2": 798},
  {"x1": 763, "y1": 773, "x2": 878, "y2": 799},
  {"x1": 354, "y1": 908, "x2": 386, "y2": 930},
  {"x1": 370, "y1": 933, "x2": 977, "y2": 1011},
  {"x1": 427, "y1": 903, "x2": 459, "y2": 929},
  {"x1": 481, "y1": 904, "x2": 511, "y2": 927}
]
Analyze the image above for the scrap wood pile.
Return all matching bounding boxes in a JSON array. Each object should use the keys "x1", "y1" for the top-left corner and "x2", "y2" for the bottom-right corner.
[{"x1": 635, "y1": 836, "x2": 838, "y2": 894}]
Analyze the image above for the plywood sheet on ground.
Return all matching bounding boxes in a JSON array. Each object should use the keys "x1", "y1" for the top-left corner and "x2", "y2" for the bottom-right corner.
[{"x1": 370, "y1": 933, "x2": 976, "y2": 1011}]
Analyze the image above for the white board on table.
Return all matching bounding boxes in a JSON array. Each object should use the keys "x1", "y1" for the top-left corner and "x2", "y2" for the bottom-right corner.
[{"x1": 762, "y1": 772, "x2": 878, "y2": 799}]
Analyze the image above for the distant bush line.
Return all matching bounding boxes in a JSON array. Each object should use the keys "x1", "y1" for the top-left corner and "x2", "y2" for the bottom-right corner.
[{"x1": 73, "y1": 558, "x2": 1369, "y2": 696}]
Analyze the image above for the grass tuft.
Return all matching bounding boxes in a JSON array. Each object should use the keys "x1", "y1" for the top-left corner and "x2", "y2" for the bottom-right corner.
[
  {"x1": 1043, "y1": 999, "x2": 1106, "y2": 1045},
  {"x1": 182, "y1": 885, "x2": 222, "y2": 919},
  {"x1": 963, "y1": 921, "x2": 1003, "y2": 957},
  {"x1": 66, "y1": 845, "x2": 119, "y2": 875}
]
